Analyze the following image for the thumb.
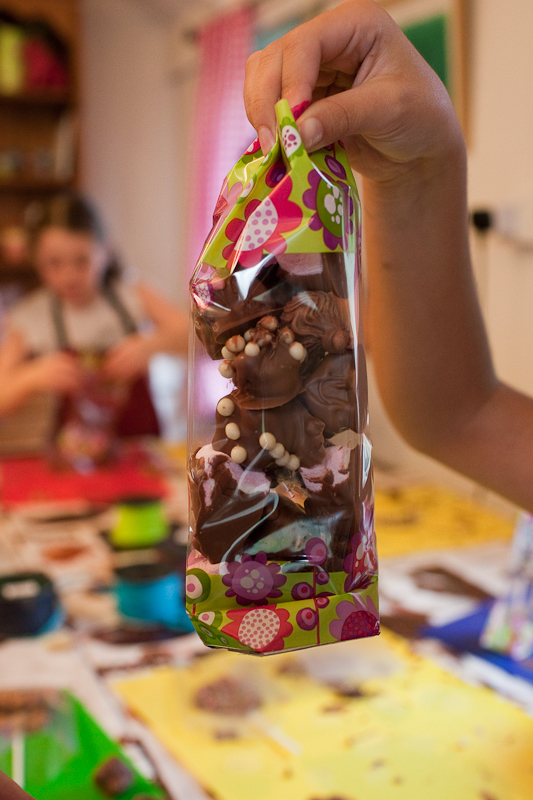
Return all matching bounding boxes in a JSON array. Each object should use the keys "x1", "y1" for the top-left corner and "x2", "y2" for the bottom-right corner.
[{"x1": 297, "y1": 79, "x2": 395, "y2": 152}]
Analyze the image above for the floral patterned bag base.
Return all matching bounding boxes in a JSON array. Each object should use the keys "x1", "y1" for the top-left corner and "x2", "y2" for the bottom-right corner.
[{"x1": 187, "y1": 100, "x2": 378, "y2": 654}]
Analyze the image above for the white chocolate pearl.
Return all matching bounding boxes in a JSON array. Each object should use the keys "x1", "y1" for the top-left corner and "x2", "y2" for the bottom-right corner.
[
  {"x1": 244, "y1": 342, "x2": 260, "y2": 357},
  {"x1": 275, "y1": 451, "x2": 291, "y2": 467},
  {"x1": 217, "y1": 397, "x2": 235, "y2": 417},
  {"x1": 221, "y1": 346, "x2": 235, "y2": 360},
  {"x1": 289, "y1": 341, "x2": 306, "y2": 362},
  {"x1": 259, "y1": 432, "x2": 276, "y2": 450},
  {"x1": 270, "y1": 442, "x2": 285, "y2": 459},
  {"x1": 279, "y1": 328, "x2": 294, "y2": 344},
  {"x1": 259, "y1": 316, "x2": 278, "y2": 331},
  {"x1": 244, "y1": 330, "x2": 253, "y2": 342},
  {"x1": 225, "y1": 422, "x2": 241, "y2": 440},
  {"x1": 230, "y1": 445, "x2": 247, "y2": 464},
  {"x1": 218, "y1": 361, "x2": 234, "y2": 378},
  {"x1": 226, "y1": 335, "x2": 245, "y2": 353},
  {"x1": 287, "y1": 454, "x2": 300, "y2": 471}
]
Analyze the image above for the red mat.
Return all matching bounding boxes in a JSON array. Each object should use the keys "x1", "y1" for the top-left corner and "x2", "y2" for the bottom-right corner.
[{"x1": 0, "y1": 447, "x2": 168, "y2": 508}]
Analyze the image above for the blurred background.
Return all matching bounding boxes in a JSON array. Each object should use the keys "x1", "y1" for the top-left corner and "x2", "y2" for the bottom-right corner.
[{"x1": 0, "y1": 0, "x2": 531, "y2": 500}]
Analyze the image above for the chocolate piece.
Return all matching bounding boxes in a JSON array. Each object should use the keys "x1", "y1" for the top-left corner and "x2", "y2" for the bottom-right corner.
[
  {"x1": 190, "y1": 445, "x2": 272, "y2": 564},
  {"x1": 94, "y1": 757, "x2": 134, "y2": 798},
  {"x1": 300, "y1": 353, "x2": 357, "y2": 437},
  {"x1": 281, "y1": 291, "x2": 352, "y2": 369},
  {"x1": 232, "y1": 331, "x2": 306, "y2": 409},
  {"x1": 213, "y1": 393, "x2": 326, "y2": 470},
  {"x1": 277, "y1": 252, "x2": 349, "y2": 298},
  {"x1": 244, "y1": 494, "x2": 317, "y2": 561},
  {"x1": 195, "y1": 677, "x2": 261, "y2": 715},
  {"x1": 191, "y1": 263, "x2": 294, "y2": 359}
]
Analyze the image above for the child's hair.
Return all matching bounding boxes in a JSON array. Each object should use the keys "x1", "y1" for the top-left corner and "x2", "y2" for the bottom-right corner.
[{"x1": 28, "y1": 192, "x2": 121, "y2": 285}]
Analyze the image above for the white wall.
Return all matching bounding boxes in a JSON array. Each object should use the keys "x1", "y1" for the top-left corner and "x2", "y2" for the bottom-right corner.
[{"x1": 80, "y1": 0, "x2": 185, "y2": 302}]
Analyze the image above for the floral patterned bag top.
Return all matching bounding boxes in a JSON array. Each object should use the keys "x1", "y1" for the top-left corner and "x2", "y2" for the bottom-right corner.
[
  {"x1": 187, "y1": 99, "x2": 378, "y2": 655},
  {"x1": 197, "y1": 99, "x2": 359, "y2": 277}
]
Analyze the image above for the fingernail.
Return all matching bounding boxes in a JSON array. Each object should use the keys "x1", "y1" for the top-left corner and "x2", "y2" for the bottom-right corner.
[
  {"x1": 258, "y1": 126, "x2": 275, "y2": 154},
  {"x1": 299, "y1": 117, "x2": 323, "y2": 150}
]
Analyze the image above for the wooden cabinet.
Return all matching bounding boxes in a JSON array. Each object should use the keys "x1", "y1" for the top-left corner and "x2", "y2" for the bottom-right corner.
[{"x1": 0, "y1": 0, "x2": 79, "y2": 291}]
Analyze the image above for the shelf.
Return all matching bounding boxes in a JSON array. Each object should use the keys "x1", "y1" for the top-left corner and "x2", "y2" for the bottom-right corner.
[
  {"x1": 0, "y1": 89, "x2": 73, "y2": 110},
  {"x1": 0, "y1": 178, "x2": 73, "y2": 193}
]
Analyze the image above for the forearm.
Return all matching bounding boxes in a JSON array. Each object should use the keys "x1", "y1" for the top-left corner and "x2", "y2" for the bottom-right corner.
[
  {"x1": 0, "y1": 365, "x2": 40, "y2": 416},
  {"x1": 364, "y1": 141, "x2": 497, "y2": 453}
]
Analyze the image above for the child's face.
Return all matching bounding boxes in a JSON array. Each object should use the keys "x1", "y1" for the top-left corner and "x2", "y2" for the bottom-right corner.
[{"x1": 35, "y1": 227, "x2": 108, "y2": 306}]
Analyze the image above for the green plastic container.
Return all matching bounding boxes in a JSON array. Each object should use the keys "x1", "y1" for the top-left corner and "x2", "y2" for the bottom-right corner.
[{"x1": 111, "y1": 498, "x2": 168, "y2": 549}]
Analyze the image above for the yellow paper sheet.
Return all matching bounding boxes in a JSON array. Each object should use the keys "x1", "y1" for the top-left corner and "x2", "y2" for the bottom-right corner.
[
  {"x1": 375, "y1": 485, "x2": 515, "y2": 557},
  {"x1": 114, "y1": 633, "x2": 533, "y2": 800}
]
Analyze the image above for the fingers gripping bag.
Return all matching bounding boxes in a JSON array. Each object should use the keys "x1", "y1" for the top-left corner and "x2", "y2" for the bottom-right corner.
[{"x1": 187, "y1": 99, "x2": 378, "y2": 654}]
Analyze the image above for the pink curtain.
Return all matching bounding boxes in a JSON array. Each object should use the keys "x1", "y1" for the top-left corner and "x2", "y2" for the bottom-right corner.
[{"x1": 186, "y1": 6, "x2": 255, "y2": 281}]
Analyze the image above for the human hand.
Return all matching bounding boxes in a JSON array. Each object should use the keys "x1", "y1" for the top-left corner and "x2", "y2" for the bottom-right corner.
[
  {"x1": 26, "y1": 352, "x2": 83, "y2": 394},
  {"x1": 102, "y1": 334, "x2": 152, "y2": 381},
  {"x1": 244, "y1": 0, "x2": 464, "y2": 185}
]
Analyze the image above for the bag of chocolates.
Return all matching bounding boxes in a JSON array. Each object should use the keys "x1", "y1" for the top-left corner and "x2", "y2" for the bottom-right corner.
[{"x1": 187, "y1": 99, "x2": 378, "y2": 654}]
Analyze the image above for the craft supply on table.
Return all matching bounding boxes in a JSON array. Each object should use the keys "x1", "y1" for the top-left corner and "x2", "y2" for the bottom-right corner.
[
  {"x1": 113, "y1": 631, "x2": 533, "y2": 800},
  {"x1": 0, "y1": 445, "x2": 168, "y2": 510},
  {"x1": 0, "y1": 689, "x2": 164, "y2": 799},
  {"x1": 115, "y1": 550, "x2": 193, "y2": 634},
  {"x1": 0, "y1": 572, "x2": 62, "y2": 638},
  {"x1": 111, "y1": 499, "x2": 168, "y2": 550}
]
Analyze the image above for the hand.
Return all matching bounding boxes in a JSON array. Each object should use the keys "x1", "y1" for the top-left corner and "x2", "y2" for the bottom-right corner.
[
  {"x1": 244, "y1": 0, "x2": 464, "y2": 184},
  {"x1": 26, "y1": 352, "x2": 83, "y2": 394},
  {"x1": 103, "y1": 334, "x2": 153, "y2": 381}
]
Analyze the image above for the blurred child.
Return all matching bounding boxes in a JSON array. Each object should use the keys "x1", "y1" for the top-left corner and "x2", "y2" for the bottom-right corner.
[{"x1": 0, "y1": 193, "x2": 187, "y2": 462}]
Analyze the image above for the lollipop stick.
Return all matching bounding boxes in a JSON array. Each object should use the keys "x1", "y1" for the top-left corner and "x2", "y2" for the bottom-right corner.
[{"x1": 11, "y1": 729, "x2": 24, "y2": 789}]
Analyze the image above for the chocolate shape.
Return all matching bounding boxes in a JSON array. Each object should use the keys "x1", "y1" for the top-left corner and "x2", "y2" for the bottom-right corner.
[
  {"x1": 232, "y1": 336, "x2": 304, "y2": 409},
  {"x1": 281, "y1": 291, "x2": 352, "y2": 370},
  {"x1": 213, "y1": 393, "x2": 325, "y2": 469},
  {"x1": 189, "y1": 445, "x2": 271, "y2": 564},
  {"x1": 300, "y1": 353, "x2": 357, "y2": 437},
  {"x1": 192, "y1": 263, "x2": 294, "y2": 359},
  {"x1": 277, "y1": 252, "x2": 349, "y2": 298},
  {"x1": 244, "y1": 494, "x2": 323, "y2": 562}
]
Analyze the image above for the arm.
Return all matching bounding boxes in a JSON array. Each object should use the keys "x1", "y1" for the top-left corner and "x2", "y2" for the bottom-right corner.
[
  {"x1": 103, "y1": 283, "x2": 188, "y2": 381},
  {"x1": 244, "y1": 0, "x2": 533, "y2": 511},
  {"x1": 0, "y1": 331, "x2": 82, "y2": 417}
]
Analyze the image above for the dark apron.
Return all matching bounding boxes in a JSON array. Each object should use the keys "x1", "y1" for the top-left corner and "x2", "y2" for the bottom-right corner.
[{"x1": 50, "y1": 285, "x2": 160, "y2": 438}]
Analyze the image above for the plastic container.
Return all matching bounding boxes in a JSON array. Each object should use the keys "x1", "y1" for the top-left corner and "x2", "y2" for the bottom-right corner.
[
  {"x1": 115, "y1": 556, "x2": 192, "y2": 632},
  {"x1": 111, "y1": 498, "x2": 168, "y2": 549},
  {"x1": 187, "y1": 100, "x2": 378, "y2": 654}
]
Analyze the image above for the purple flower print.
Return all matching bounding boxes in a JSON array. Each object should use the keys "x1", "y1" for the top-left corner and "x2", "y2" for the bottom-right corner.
[{"x1": 222, "y1": 552, "x2": 286, "y2": 606}]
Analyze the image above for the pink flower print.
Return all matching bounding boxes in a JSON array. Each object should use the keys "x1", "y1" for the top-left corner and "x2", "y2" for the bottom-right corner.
[
  {"x1": 222, "y1": 199, "x2": 261, "y2": 264},
  {"x1": 191, "y1": 279, "x2": 214, "y2": 311},
  {"x1": 235, "y1": 177, "x2": 303, "y2": 268},
  {"x1": 343, "y1": 514, "x2": 378, "y2": 594},
  {"x1": 296, "y1": 607, "x2": 318, "y2": 631},
  {"x1": 315, "y1": 569, "x2": 330, "y2": 586},
  {"x1": 222, "y1": 605, "x2": 293, "y2": 652},
  {"x1": 222, "y1": 551, "x2": 286, "y2": 606},
  {"x1": 330, "y1": 596, "x2": 379, "y2": 642},
  {"x1": 291, "y1": 100, "x2": 310, "y2": 120},
  {"x1": 213, "y1": 178, "x2": 243, "y2": 227},
  {"x1": 242, "y1": 137, "x2": 262, "y2": 162},
  {"x1": 265, "y1": 159, "x2": 286, "y2": 188},
  {"x1": 305, "y1": 537, "x2": 328, "y2": 566},
  {"x1": 303, "y1": 168, "x2": 354, "y2": 251},
  {"x1": 325, "y1": 154, "x2": 347, "y2": 180}
]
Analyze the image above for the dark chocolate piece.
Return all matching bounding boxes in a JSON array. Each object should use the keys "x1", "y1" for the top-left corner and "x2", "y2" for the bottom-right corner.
[
  {"x1": 277, "y1": 252, "x2": 349, "y2": 298},
  {"x1": 281, "y1": 291, "x2": 352, "y2": 369},
  {"x1": 189, "y1": 445, "x2": 272, "y2": 564},
  {"x1": 191, "y1": 263, "x2": 294, "y2": 359},
  {"x1": 213, "y1": 393, "x2": 325, "y2": 470},
  {"x1": 94, "y1": 757, "x2": 134, "y2": 798},
  {"x1": 300, "y1": 353, "x2": 357, "y2": 437}
]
